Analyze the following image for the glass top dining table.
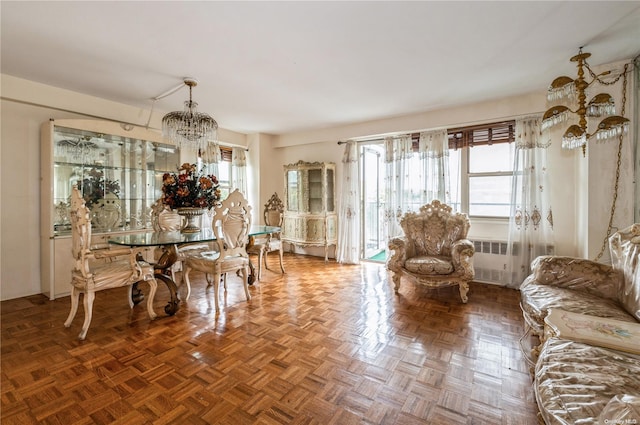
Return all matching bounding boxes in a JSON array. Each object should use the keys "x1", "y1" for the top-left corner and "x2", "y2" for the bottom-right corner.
[
  {"x1": 108, "y1": 225, "x2": 280, "y2": 247},
  {"x1": 108, "y1": 225, "x2": 280, "y2": 315}
]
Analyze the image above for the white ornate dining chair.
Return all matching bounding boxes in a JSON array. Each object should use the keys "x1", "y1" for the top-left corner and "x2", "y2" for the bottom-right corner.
[
  {"x1": 64, "y1": 185, "x2": 158, "y2": 340},
  {"x1": 182, "y1": 189, "x2": 252, "y2": 311},
  {"x1": 247, "y1": 192, "x2": 286, "y2": 279},
  {"x1": 150, "y1": 199, "x2": 212, "y2": 283}
]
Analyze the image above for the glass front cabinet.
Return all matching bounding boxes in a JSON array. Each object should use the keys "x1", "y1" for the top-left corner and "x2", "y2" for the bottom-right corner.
[
  {"x1": 41, "y1": 119, "x2": 179, "y2": 299},
  {"x1": 282, "y1": 161, "x2": 337, "y2": 261}
]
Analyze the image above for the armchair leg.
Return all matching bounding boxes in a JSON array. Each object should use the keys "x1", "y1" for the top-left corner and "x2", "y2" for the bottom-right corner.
[
  {"x1": 213, "y1": 271, "x2": 221, "y2": 312},
  {"x1": 183, "y1": 267, "x2": 193, "y2": 301},
  {"x1": 458, "y1": 282, "x2": 469, "y2": 303},
  {"x1": 242, "y1": 266, "x2": 251, "y2": 301},
  {"x1": 256, "y1": 250, "x2": 263, "y2": 280},
  {"x1": 127, "y1": 286, "x2": 135, "y2": 309},
  {"x1": 79, "y1": 290, "x2": 95, "y2": 340},
  {"x1": 278, "y1": 248, "x2": 285, "y2": 273},
  {"x1": 64, "y1": 286, "x2": 80, "y2": 328}
]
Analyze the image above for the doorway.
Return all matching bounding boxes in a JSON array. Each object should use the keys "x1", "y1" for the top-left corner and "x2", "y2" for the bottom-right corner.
[{"x1": 360, "y1": 144, "x2": 386, "y2": 262}]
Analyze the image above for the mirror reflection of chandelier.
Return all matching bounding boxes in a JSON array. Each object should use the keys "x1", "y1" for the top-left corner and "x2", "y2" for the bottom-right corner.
[
  {"x1": 161, "y1": 78, "x2": 218, "y2": 151},
  {"x1": 56, "y1": 137, "x2": 97, "y2": 161},
  {"x1": 541, "y1": 49, "x2": 630, "y2": 156}
]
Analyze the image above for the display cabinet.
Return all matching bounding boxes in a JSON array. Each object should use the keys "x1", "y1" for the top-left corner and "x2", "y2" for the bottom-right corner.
[
  {"x1": 282, "y1": 161, "x2": 337, "y2": 261},
  {"x1": 41, "y1": 119, "x2": 180, "y2": 299}
]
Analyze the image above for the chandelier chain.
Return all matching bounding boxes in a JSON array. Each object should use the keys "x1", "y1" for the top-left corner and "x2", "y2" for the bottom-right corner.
[
  {"x1": 584, "y1": 59, "x2": 626, "y2": 86},
  {"x1": 594, "y1": 63, "x2": 629, "y2": 261}
]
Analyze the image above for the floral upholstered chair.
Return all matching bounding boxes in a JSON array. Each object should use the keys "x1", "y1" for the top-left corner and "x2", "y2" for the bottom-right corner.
[{"x1": 387, "y1": 200, "x2": 475, "y2": 303}]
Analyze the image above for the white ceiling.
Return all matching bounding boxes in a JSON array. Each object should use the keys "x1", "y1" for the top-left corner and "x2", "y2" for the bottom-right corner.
[{"x1": 2, "y1": 1, "x2": 640, "y2": 135}]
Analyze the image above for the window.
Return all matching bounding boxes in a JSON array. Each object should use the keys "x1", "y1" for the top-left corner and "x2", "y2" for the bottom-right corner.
[
  {"x1": 448, "y1": 121, "x2": 515, "y2": 218},
  {"x1": 201, "y1": 146, "x2": 233, "y2": 199}
]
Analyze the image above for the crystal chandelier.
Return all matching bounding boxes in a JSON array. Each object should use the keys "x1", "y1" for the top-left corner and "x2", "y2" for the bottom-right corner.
[
  {"x1": 541, "y1": 49, "x2": 629, "y2": 155},
  {"x1": 162, "y1": 78, "x2": 218, "y2": 151}
]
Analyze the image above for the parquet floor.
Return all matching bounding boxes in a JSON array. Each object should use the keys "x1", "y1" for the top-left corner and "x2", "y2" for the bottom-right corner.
[{"x1": 1, "y1": 254, "x2": 540, "y2": 424}]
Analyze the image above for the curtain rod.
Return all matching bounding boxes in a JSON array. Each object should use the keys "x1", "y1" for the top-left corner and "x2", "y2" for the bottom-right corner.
[
  {"x1": 337, "y1": 138, "x2": 385, "y2": 145},
  {"x1": 336, "y1": 112, "x2": 548, "y2": 147}
]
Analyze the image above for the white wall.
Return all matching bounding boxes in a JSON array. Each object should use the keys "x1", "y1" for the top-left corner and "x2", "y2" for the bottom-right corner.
[{"x1": 1, "y1": 64, "x2": 636, "y2": 300}]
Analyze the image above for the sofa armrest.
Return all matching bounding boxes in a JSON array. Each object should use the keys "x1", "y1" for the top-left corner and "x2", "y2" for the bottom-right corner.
[{"x1": 528, "y1": 255, "x2": 623, "y2": 302}]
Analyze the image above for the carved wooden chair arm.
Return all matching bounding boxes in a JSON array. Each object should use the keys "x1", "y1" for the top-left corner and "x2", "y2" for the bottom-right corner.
[
  {"x1": 451, "y1": 239, "x2": 474, "y2": 261},
  {"x1": 92, "y1": 247, "x2": 134, "y2": 259},
  {"x1": 387, "y1": 237, "x2": 409, "y2": 270}
]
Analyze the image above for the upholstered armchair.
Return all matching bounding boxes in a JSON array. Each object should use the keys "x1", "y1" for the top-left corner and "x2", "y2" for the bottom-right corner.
[{"x1": 387, "y1": 200, "x2": 475, "y2": 303}]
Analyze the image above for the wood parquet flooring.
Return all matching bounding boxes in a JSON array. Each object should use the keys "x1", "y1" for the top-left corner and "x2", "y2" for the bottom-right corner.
[{"x1": 1, "y1": 254, "x2": 539, "y2": 424}]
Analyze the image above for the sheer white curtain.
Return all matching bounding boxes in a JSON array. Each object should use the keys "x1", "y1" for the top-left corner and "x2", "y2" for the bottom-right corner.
[
  {"x1": 419, "y1": 129, "x2": 451, "y2": 204},
  {"x1": 200, "y1": 141, "x2": 221, "y2": 230},
  {"x1": 382, "y1": 129, "x2": 450, "y2": 241},
  {"x1": 505, "y1": 116, "x2": 555, "y2": 288},
  {"x1": 201, "y1": 141, "x2": 221, "y2": 177},
  {"x1": 231, "y1": 147, "x2": 247, "y2": 195},
  {"x1": 337, "y1": 140, "x2": 360, "y2": 264}
]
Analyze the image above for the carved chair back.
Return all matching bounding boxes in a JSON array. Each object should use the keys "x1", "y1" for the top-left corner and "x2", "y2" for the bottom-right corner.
[
  {"x1": 70, "y1": 184, "x2": 93, "y2": 275},
  {"x1": 400, "y1": 200, "x2": 470, "y2": 258},
  {"x1": 212, "y1": 189, "x2": 252, "y2": 257},
  {"x1": 150, "y1": 199, "x2": 183, "y2": 232}
]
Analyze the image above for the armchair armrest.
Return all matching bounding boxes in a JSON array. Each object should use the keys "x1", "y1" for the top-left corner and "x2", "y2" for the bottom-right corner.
[
  {"x1": 528, "y1": 255, "x2": 623, "y2": 302},
  {"x1": 92, "y1": 247, "x2": 134, "y2": 259},
  {"x1": 451, "y1": 239, "x2": 474, "y2": 279},
  {"x1": 387, "y1": 236, "x2": 408, "y2": 271}
]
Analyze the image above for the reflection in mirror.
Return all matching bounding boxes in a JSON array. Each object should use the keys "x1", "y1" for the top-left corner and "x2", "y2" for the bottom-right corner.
[{"x1": 51, "y1": 125, "x2": 178, "y2": 235}]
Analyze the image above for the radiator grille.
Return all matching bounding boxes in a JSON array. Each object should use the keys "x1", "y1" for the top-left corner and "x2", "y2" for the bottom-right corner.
[
  {"x1": 471, "y1": 239, "x2": 508, "y2": 285},
  {"x1": 470, "y1": 239, "x2": 555, "y2": 285}
]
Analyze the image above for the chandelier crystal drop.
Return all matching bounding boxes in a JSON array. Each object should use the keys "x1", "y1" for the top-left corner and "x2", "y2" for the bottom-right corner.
[
  {"x1": 541, "y1": 49, "x2": 629, "y2": 156},
  {"x1": 162, "y1": 79, "x2": 218, "y2": 151}
]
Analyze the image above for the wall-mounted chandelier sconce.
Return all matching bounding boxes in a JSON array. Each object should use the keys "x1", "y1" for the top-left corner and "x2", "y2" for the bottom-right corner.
[
  {"x1": 541, "y1": 49, "x2": 629, "y2": 156},
  {"x1": 161, "y1": 78, "x2": 218, "y2": 151}
]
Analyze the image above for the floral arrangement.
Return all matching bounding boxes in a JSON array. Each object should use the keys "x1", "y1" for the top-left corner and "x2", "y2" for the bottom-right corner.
[
  {"x1": 81, "y1": 168, "x2": 120, "y2": 208},
  {"x1": 162, "y1": 163, "x2": 221, "y2": 210}
]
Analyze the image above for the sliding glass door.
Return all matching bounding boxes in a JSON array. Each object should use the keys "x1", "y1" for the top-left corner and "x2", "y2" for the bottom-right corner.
[{"x1": 360, "y1": 144, "x2": 386, "y2": 261}]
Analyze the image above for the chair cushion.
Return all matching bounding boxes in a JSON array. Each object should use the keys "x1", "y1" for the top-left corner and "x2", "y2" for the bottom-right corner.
[
  {"x1": 405, "y1": 255, "x2": 453, "y2": 275},
  {"x1": 75, "y1": 258, "x2": 154, "y2": 290},
  {"x1": 185, "y1": 250, "x2": 249, "y2": 274}
]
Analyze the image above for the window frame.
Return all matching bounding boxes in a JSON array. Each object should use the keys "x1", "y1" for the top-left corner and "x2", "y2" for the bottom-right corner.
[
  {"x1": 398, "y1": 120, "x2": 515, "y2": 219},
  {"x1": 201, "y1": 146, "x2": 234, "y2": 199},
  {"x1": 448, "y1": 121, "x2": 515, "y2": 219}
]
